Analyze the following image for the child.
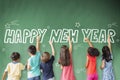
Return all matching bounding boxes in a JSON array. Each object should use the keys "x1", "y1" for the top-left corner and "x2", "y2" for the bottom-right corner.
[
  {"x1": 40, "y1": 41, "x2": 55, "y2": 80},
  {"x1": 58, "y1": 36, "x2": 76, "y2": 80},
  {"x1": 2, "y1": 52, "x2": 25, "y2": 80},
  {"x1": 85, "y1": 38, "x2": 99, "y2": 80},
  {"x1": 27, "y1": 36, "x2": 41, "y2": 80},
  {"x1": 100, "y1": 35, "x2": 115, "y2": 80}
]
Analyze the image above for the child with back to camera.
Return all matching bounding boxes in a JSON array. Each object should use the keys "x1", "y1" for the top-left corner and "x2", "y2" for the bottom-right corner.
[
  {"x1": 100, "y1": 35, "x2": 115, "y2": 80},
  {"x1": 40, "y1": 41, "x2": 55, "y2": 80},
  {"x1": 27, "y1": 36, "x2": 41, "y2": 80},
  {"x1": 85, "y1": 38, "x2": 100, "y2": 80},
  {"x1": 58, "y1": 36, "x2": 76, "y2": 80},
  {"x1": 2, "y1": 52, "x2": 25, "y2": 80}
]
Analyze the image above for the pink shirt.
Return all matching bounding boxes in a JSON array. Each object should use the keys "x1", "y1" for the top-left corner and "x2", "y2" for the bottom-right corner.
[{"x1": 60, "y1": 54, "x2": 76, "y2": 80}]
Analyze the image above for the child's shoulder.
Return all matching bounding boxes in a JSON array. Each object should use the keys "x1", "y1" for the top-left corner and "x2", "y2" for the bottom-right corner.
[
  {"x1": 7, "y1": 62, "x2": 21, "y2": 65},
  {"x1": 18, "y1": 62, "x2": 24, "y2": 64},
  {"x1": 7, "y1": 62, "x2": 12, "y2": 65},
  {"x1": 36, "y1": 51, "x2": 41, "y2": 56}
]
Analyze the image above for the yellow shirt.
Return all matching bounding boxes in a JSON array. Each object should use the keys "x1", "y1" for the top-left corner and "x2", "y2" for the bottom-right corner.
[{"x1": 5, "y1": 62, "x2": 25, "y2": 80}]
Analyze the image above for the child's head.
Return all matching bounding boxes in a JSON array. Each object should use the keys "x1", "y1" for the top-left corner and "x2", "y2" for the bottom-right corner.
[
  {"x1": 41, "y1": 52, "x2": 50, "y2": 63},
  {"x1": 59, "y1": 45, "x2": 70, "y2": 66},
  {"x1": 11, "y1": 52, "x2": 20, "y2": 61},
  {"x1": 28, "y1": 45, "x2": 36, "y2": 55},
  {"x1": 102, "y1": 46, "x2": 112, "y2": 62},
  {"x1": 87, "y1": 47, "x2": 99, "y2": 57}
]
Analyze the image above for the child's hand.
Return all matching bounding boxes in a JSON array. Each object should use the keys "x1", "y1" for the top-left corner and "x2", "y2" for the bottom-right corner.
[
  {"x1": 85, "y1": 38, "x2": 93, "y2": 47},
  {"x1": 84, "y1": 38, "x2": 89, "y2": 42},
  {"x1": 49, "y1": 41, "x2": 53, "y2": 45}
]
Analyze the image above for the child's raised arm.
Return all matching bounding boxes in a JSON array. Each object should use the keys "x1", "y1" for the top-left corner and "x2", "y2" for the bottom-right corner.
[
  {"x1": 68, "y1": 36, "x2": 72, "y2": 54},
  {"x1": 85, "y1": 38, "x2": 93, "y2": 69},
  {"x1": 108, "y1": 35, "x2": 112, "y2": 53},
  {"x1": 36, "y1": 36, "x2": 40, "y2": 52},
  {"x1": 49, "y1": 41, "x2": 55, "y2": 56},
  {"x1": 85, "y1": 38, "x2": 93, "y2": 47}
]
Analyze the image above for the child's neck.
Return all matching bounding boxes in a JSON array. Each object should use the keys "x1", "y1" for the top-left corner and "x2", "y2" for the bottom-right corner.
[
  {"x1": 13, "y1": 59, "x2": 19, "y2": 62},
  {"x1": 30, "y1": 54, "x2": 35, "y2": 56},
  {"x1": 12, "y1": 61, "x2": 18, "y2": 63}
]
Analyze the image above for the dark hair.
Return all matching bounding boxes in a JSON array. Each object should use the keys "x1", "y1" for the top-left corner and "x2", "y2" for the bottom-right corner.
[
  {"x1": 11, "y1": 52, "x2": 20, "y2": 61},
  {"x1": 28, "y1": 45, "x2": 36, "y2": 55},
  {"x1": 59, "y1": 45, "x2": 70, "y2": 66},
  {"x1": 41, "y1": 52, "x2": 50, "y2": 63},
  {"x1": 102, "y1": 46, "x2": 112, "y2": 62},
  {"x1": 88, "y1": 47, "x2": 99, "y2": 57}
]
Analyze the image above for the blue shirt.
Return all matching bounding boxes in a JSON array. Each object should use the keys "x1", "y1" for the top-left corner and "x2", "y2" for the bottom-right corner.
[
  {"x1": 28, "y1": 52, "x2": 41, "y2": 78},
  {"x1": 40, "y1": 55, "x2": 55, "y2": 80},
  {"x1": 102, "y1": 53, "x2": 114, "y2": 80}
]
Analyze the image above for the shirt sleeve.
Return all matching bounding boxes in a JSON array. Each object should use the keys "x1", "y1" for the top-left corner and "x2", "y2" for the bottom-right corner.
[
  {"x1": 5, "y1": 63, "x2": 10, "y2": 72},
  {"x1": 111, "y1": 53, "x2": 113, "y2": 59},
  {"x1": 40, "y1": 63, "x2": 42, "y2": 69},
  {"x1": 20, "y1": 63, "x2": 25, "y2": 70},
  {"x1": 50, "y1": 55, "x2": 55, "y2": 63},
  {"x1": 36, "y1": 51, "x2": 41, "y2": 57}
]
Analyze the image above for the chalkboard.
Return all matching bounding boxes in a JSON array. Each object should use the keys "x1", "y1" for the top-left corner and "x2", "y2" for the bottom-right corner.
[{"x1": 0, "y1": 0, "x2": 120, "y2": 80}]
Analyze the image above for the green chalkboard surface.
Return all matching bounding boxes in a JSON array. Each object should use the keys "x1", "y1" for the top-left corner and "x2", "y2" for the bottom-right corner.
[{"x1": 0, "y1": 0, "x2": 120, "y2": 80}]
